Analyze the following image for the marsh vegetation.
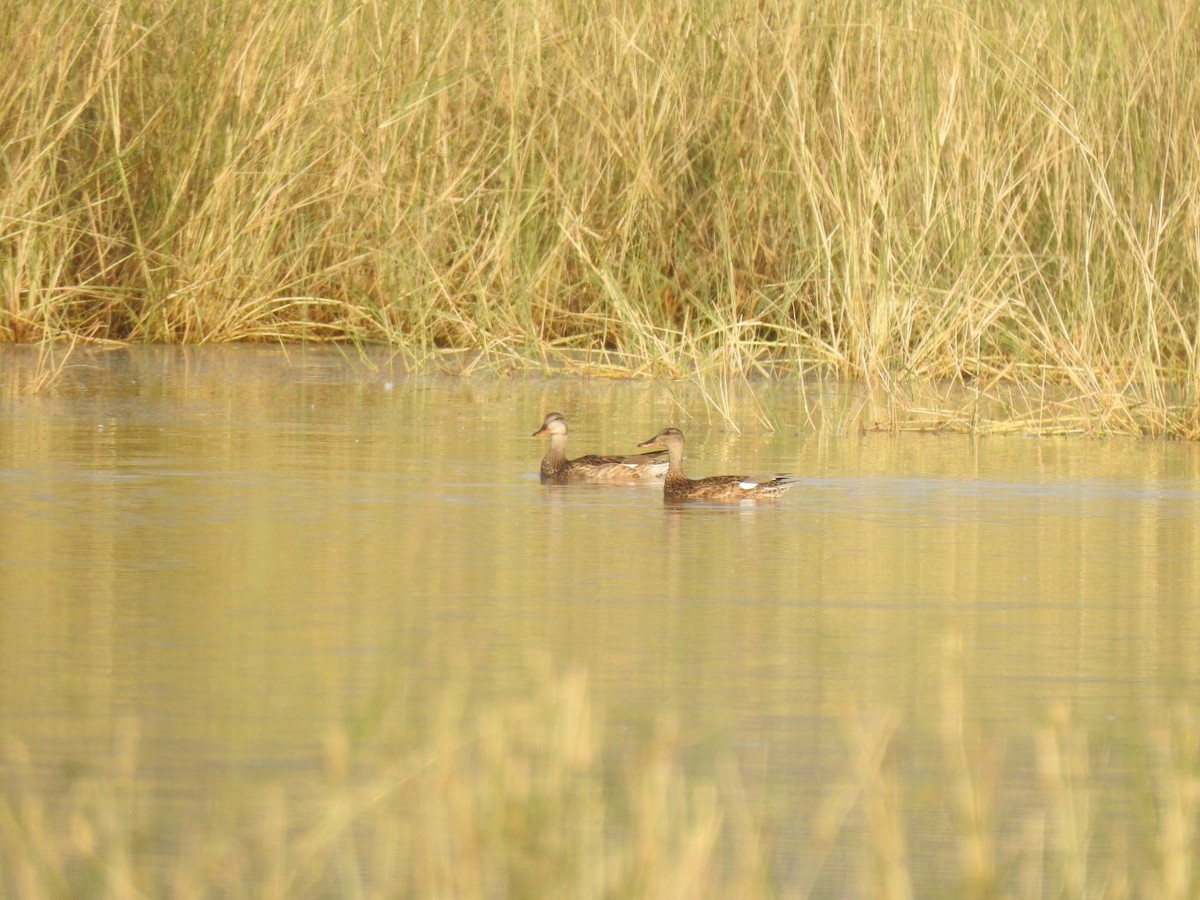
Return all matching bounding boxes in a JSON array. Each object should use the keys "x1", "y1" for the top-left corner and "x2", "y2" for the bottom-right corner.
[{"x1": 3, "y1": 0, "x2": 1200, "y2": 433}]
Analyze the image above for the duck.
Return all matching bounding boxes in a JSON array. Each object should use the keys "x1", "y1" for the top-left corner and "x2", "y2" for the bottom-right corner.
[
  {"x1": 637, "y1": 427, "x2": 799, "y2": 502},
  {"x1": 533, "y1": 412, "x2": 669, "y2": 483}
]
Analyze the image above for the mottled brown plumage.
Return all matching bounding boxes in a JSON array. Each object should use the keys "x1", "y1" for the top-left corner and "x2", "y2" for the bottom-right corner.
[
  {"x1": 533, "y1": 413, "x2": 668, "y2": 483},
  {"x1": 637, "y1": 427, "x2": 799, "y2": 502}
]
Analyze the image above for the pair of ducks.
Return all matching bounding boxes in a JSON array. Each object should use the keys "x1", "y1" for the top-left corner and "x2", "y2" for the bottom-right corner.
[{"x1": 533, "y1": 412, "x2": 799, "y2": 502}]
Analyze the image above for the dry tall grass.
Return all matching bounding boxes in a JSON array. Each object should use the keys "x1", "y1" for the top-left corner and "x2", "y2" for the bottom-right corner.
[{"x1": 3, "y1": 0, "x2": 1199, "y2": 433}]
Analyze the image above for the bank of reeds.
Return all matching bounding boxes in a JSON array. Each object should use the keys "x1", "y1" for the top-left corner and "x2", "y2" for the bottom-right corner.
[
  {"x1": 1, "y1": 664, "x2": 1197, "y2": 898},
  {"x1": 3, "y1": 0, "x2": 1199, "y2": 434}
]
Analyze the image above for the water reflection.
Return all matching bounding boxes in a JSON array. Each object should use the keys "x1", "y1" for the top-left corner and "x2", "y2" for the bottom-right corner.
[{"x1": 1, "y1": 345, "x2": 1199, "y2": 893}]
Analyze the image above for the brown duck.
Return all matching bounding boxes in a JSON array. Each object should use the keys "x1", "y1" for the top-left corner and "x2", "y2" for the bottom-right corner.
[
  {"x1": 533, "y1": 412, "x2": 669, "y2": 483},
  {"x1": 637, "y1": 427, "x2": 799, "y2": 501}
]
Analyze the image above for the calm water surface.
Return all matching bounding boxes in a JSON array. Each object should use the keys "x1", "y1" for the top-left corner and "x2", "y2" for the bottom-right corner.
[{"x1": 2, "y1": 345, "x2": 1199, "y2": 894}]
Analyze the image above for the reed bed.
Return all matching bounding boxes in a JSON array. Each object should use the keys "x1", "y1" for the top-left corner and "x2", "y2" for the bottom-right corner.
[
  {"x1": 1, "y1": 663, "x2": 1197, "y2": 898},
  {"x1": 3, "y1": 0, "x2": 1199, "y2": 434}
]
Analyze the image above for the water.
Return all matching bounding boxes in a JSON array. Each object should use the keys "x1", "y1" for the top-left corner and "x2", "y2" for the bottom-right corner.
[{"x1": 2, "y1": 344, "x2": 1199, "y2": 894}]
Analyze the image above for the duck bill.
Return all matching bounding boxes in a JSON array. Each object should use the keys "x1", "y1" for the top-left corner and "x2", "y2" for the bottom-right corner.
[
  {"x1": 532, "y1": 426, "x2": 549, "y2": 437},
  {"x1": 637, "y1": 437, "x2": 660, "y2": 448}
]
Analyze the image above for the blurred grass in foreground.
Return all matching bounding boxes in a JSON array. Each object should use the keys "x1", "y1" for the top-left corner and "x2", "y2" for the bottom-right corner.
[
  {"x1": 1, "y1": 656, "x2": 1197, "y2": 898},
  {"x1": 3, "y1": 0, "x2": 1200, "y2": 435}
]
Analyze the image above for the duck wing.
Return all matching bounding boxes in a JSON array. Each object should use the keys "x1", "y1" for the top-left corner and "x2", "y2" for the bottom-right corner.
[{"x1": 680, "y1": 473, "x2": 799, "y2": 500}]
